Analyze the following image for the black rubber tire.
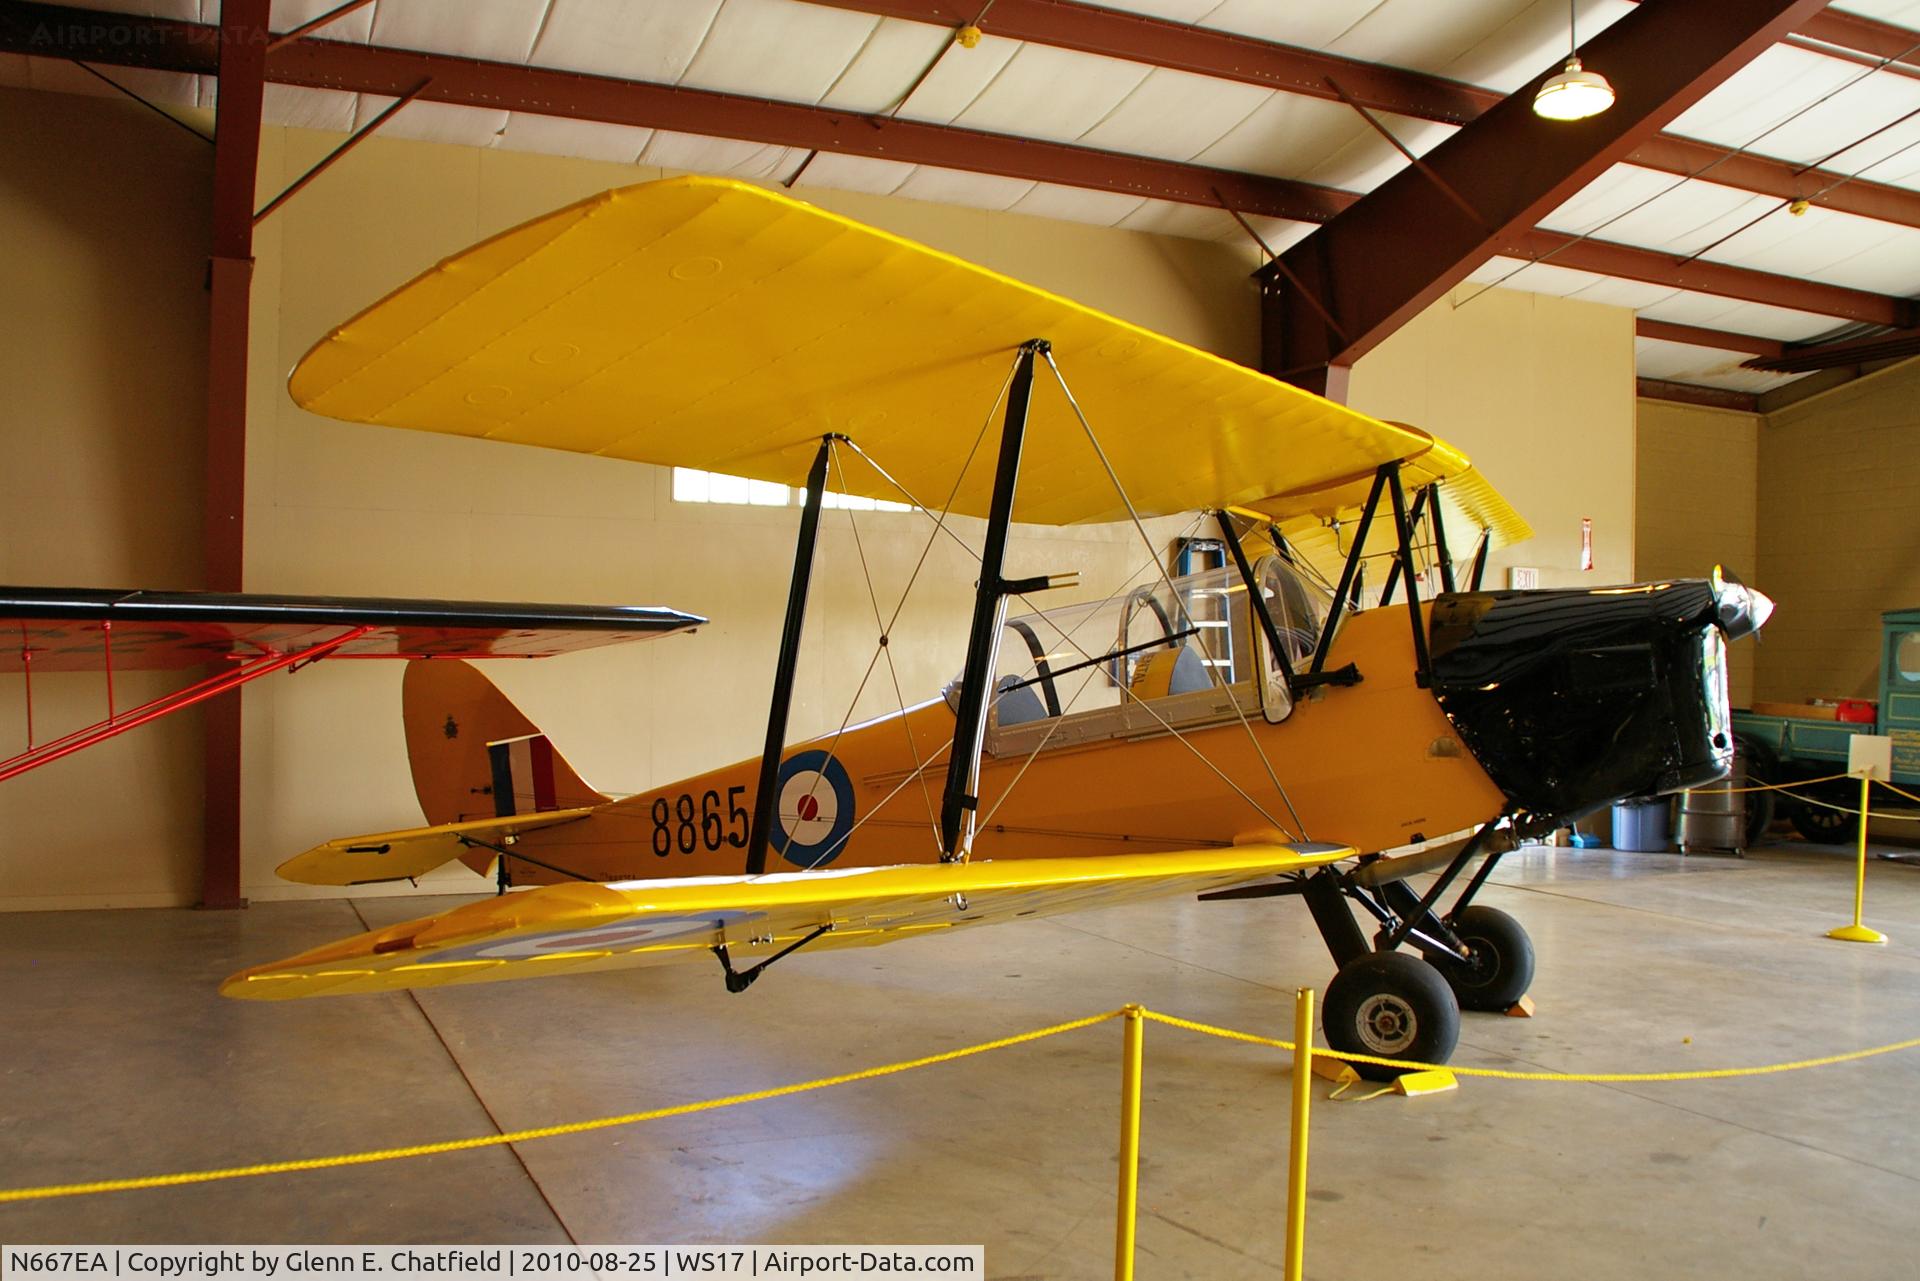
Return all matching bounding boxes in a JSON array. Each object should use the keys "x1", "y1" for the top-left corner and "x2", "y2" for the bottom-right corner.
[
  {"x1": 1790, "y1": 790, "x2": 1859, "y2": 843},
  {"x1": 1735, "y1": 735, "x2": 1777, "y2": 841},
  {"x1": 1323, "y1": 951, "x2": 1460, "y2": 1082},
  {"x1": 1439, "y1": 906, "x2": 1535, "y2": 1011}
]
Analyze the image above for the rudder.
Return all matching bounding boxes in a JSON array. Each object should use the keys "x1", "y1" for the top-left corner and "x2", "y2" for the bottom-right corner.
[{"x1": 402, "y1": 660, "x2": 607, "y2": 837}]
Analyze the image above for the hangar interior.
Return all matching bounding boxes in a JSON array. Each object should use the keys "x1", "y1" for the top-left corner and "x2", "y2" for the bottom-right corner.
[{"x1": 2, "y1": 1, "x2": 1919, "y2": 1276}]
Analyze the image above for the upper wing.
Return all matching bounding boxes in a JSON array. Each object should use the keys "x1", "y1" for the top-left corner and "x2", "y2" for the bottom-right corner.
[
  {"x1": 221, "y1": 844, "x2": 1353, "y2": 1000},
  {"x1": 0, "y1": 587, "x2": 703, "y2": 672},
  {"x1": 275, "y1": 808, "x2": 600, "y2": 886},
  {"x1": 1244, "y1": 437, "x2": 1528, "y2": 583},
  {"x1": 288, "y1": 176, "x2": 1434, "y2": 527},
  {"x1": 1246, "y1": 435, "x2": 1533, "y2": 567}
]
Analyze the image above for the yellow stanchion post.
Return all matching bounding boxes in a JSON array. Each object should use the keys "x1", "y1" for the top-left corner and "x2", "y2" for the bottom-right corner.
[
  {"x1": 1285, "y1": 987, "x2": 1314, "y2": 1281},
  {"x1": 1829, "y1": 774, "x2": 1889, "y2": 945},
  {"x1": 1114, "y1": 1004, "x2": 1145, "y2": 1281}
]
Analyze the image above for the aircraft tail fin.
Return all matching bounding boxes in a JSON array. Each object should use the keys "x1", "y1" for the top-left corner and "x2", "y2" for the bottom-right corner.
[{"x1": 402, "y1": 660, "x2": 607, "y2": 876}]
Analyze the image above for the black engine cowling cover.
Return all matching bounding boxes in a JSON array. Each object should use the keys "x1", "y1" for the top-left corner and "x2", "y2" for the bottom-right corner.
[{"x1": 1427, "y1": 582, "x2": 1732, "y2": 831}]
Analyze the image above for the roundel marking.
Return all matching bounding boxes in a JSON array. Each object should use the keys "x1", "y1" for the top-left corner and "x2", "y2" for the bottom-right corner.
[{"x1": 774, "y1": 749, "x2": 855, "y2": 868}]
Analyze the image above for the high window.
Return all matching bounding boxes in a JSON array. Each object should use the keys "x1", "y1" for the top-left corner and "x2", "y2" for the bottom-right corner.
[{"x1": 672, "y1": 467, "x2": 910, "y2": 512}]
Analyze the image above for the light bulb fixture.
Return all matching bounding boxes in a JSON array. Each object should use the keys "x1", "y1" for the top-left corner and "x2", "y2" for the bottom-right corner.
[
  {"x1": 1534, "y1": 2, "x2": 1614, "y2": 121},
  {"x1": 1535, "y1": 55, "x2": 1616, "y2": 120}
]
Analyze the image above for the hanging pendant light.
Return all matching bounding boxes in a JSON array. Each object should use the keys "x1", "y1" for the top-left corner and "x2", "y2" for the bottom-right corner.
[{"x1": 1534, "y1": 1, "x2": 1614, "y2": 121}]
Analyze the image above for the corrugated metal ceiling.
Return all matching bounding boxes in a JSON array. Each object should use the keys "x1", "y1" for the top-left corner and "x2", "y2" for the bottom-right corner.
[{"x1": 9, "y1": 0, "x2": 1920, "y2": 395}]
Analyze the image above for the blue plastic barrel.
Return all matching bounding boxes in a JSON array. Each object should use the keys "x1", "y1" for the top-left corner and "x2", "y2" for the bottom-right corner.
[{"x1": 1611, "y1": 799, "x2": 1671, "y2": 853}]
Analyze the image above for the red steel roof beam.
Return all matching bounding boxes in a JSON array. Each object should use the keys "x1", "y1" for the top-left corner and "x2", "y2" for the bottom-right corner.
[
  {"x1": 1625, "y1": 133, "x2": 1920, "y2": 226},
  {"x1": 1636, "y1": 378, "x2": 1760, "y2": 412},
  {"x1": 806, "y1": 0, "x2": 1920, "y2": 231},
  {"x1": 266, "y1": 0, "x2": 377, "y2": 53},
  {"x1": 0, "y1": 2, "x2": 1352, "y2": 225},
  {"x1": 1634, "y1": 319, "x2": 1787, "y2": 359},
  {"x1": 1505, "y1": 229, "x2": 1915, "y2": 328},
  {"x1": 6, "y1": 4, "x2": 1902, "y2": 340},
  {"x1": 14, "y1": 3, "x2": 1920, "y2": 229},
  {"x1": 1260, "y1": 0, "x2": 1838, "y2": 394},
  {"x1": 1743, "y1": 327, "x2": 1920, "y2": 373},
  {"x1": 806, "y1": 0, "x2": 1499, "y2": 123},
  {"x1": 277, "y1": 39, "x2": 1354, "y2": 222},
  {"x1": 1776, "y1": 8, "x2": 1920, "y2": 75}
]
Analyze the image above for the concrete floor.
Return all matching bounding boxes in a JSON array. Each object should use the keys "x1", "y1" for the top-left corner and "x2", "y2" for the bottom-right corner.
[{"x1": 3, "y1": 839, "x2": 1918, "y2": 1279}]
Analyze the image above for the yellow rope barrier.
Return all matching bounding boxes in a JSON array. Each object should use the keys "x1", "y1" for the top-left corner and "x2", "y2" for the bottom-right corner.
[
  {"x1": 1139, "y1": 1009, "x2": 1920, "y2": 1080},
  {"x1": 0, "y1": 1009, "x2": 1123, "y2": 1206},
  {"x1": 1873, "y1": 776, "x2": 1920, "y2": 807},
  {"x1": 1697, "y1": 771, "x2": 1920, "y2": 822},
  {"x1": 1717, "y1": 770, "x2": 1852, "y2": 795},
  {"x1": 1681, "y1": 771, "x2": 1920, "y2": 820},
  {"x1": 8, "y1": 990, "x2": 1920, "y2": 1207}
]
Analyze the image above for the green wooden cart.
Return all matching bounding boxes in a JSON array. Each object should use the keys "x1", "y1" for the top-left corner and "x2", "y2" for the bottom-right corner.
[{"x1": 1730, "y1": 607, "x2": 1920, "y2": 840}]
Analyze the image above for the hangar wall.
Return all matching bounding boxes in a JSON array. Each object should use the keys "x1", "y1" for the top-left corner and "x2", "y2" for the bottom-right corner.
[
  {"x1": 1348, "y1": 285, "x2": 1637, "y2": 590},
  {"x1": 0, "y1": 89, "x2": 211, "y2": 909},
  {"x1": 1754, "y1": 360, "x2": 1920, "y2": 703},
  {"x1": 2, "y1": 89, "x2": 1645, "y2": 910},
  {"x1": 1634, "y1": 398, "x2": 1759, "y2": 710}
]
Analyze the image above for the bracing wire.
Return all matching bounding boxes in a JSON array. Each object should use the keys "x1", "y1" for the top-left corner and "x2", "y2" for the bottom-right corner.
[
  {"x1": 1041, "y1": 351, "x2": 1308, "y2": 840},
  {"x1": 975, "y1": 512, "x2": 1213, "y2": 831},
  {"x1": 843, "y1": 440, "x2": 1294, "y2": 836},
  {"x1": 829, "y1": 445, "x2": 941, "y2": 841},
  {"x1": 776, "y1": 362, "x2": 1015, "y2": 864}
]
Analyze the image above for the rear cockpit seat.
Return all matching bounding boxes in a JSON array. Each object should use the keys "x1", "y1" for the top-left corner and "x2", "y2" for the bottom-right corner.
[
  {"x1": 1129, "y1": 645, "x2": 1210, "y2": 700},
  {"x1": 993, "y1": 674, "x2": 1049, "y2": 726}
]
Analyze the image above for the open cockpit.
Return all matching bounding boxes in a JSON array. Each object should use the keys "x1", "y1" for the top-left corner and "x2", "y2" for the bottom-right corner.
[{"x1": 972, "y1": 551, "x2": 1337, "y2": 756}]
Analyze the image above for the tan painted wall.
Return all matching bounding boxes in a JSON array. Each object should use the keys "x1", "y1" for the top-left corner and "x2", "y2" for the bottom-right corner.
[
  {"x1": 1349, "y1": 285, "x2": 1637, "y2": 590},
  {"x1": 0, "y1": 89, "x2": 211, "y2": 909},
  {"x1": 2, "y1": 89, "x2": 1646, "y2": 909},
  {"x1": 1754, "y1": 360, "x2": 1920, "y2": 703},
  {"x1": 1634, "y1": 398, "x2": 1759, "y2": 709}
]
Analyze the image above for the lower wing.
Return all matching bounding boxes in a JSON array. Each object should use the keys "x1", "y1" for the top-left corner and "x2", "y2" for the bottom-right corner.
[
  {"x1": 222, "y1": 844, "x2": 1352, "y2": 1000},
  {"x1": 0, "y1": 586, "x2": 703, "y2": 672}
]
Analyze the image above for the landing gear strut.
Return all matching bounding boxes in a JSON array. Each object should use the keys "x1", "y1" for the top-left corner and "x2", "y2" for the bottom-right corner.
[{"x1": 1206, "y1": 819, "x2": 1534, "y2": 1078}]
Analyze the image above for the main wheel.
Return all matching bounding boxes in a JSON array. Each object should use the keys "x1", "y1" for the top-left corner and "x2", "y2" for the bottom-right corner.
[
  {"x1": 1322, "y1": 951, "x2": 1460, "y2": 1082},
  {"x1": 1439, "y1": 905, "x2": 1535, "y2": 1011}
]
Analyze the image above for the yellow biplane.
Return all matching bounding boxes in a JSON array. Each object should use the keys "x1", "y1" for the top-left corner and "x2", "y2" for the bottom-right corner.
[{"x1": 220, "y1": 177, "x2": 1772, "y2": 1076}]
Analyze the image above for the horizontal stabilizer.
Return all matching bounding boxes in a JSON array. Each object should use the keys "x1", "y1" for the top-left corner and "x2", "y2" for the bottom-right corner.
[
  {"x1": 225, "y1": 843, "x2": 1353, "y2": 1000},
  {"x1": 275, "y1": 808, "x2": 597, "y2": 886}
]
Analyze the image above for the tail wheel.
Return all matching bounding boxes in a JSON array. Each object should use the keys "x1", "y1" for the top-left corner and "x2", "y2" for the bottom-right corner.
[
  {"x1": 1323, "y1": 951, "x2": 1460, "y2": 1082},
  {"x1": 1438, "y1": 905, "x2": 1535, "y2": 1011}
]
